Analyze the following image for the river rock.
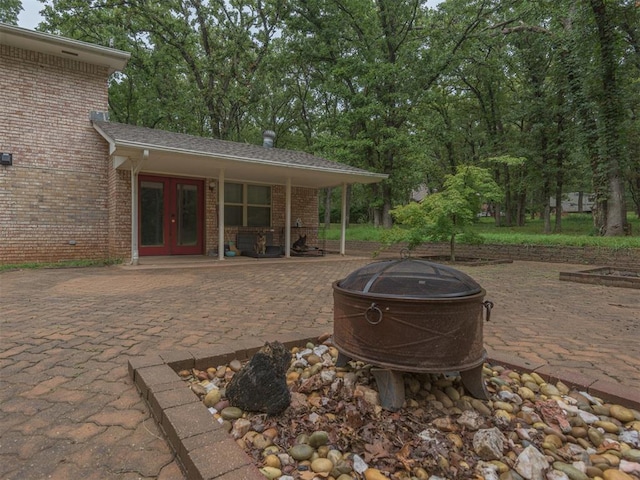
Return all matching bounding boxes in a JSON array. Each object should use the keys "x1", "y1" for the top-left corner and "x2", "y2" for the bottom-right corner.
[
  {"x1": 226, "y1": 341, "x2": 291, "y2": 415},
  {"x1": 622, "y1": 449, "x2": 640, "y2": 462},
  {"x1": 308, "y1": 430, "x2": 329, "y2": 448},
  {"x1": 289, "y1": 444, "x2": 314, "y2": 461},
  {"x1": 552, "y1": 462, "x2": 589, "y2": 480},
  {"x1": 311, "y1": 458, "x2": 334, "y2": 473},
  {"x1": 540, "y1": 384, "x2": 561, "y2": 397},
  {"x1": 610, "y1": 405, "x2": 636, "y2": 423},
  {"x1": 259, "y1": 466, "x2": 281, "y2": 479},
  {"x1": 514, "y1": 445, "x2": 549, "y2": 480},
  {"x1": 203, "y1": 388, "x2": 222, "y2": 407},
  {"x1": 221, "y1": 406, "x2": 243, "y2": 420},
  {"x1": 473, "y1": 427, "x2": 506, "y2": 461},
  {"x1": 603, "y1": 470, "x2": 636, "y2": 480},
  {"x1": 364, "y1": 468, "x2": 388, "y2": 480}
]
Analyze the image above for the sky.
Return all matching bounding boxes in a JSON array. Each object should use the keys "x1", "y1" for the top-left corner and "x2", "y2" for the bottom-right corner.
[
  {"x1": 18, "y1": 0, "x2": 43, "y2": 29},
  {"x1": 18, "y1": 0, "x2": 444, "y2": 31}
]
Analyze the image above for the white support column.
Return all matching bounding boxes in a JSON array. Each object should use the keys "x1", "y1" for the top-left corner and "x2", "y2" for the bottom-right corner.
[
  {"x1": 285, "y1": 177, "x2": 292, "y2": 258},
  {"x1": 130, "y1": 149, "x2": 148, "y2": 266},
  {"x1": 218, "y1": 169, "x2": 225, "y2": 260},
  {"x1": 340, "y1": 183, "x2": 348, "y2": 256}
]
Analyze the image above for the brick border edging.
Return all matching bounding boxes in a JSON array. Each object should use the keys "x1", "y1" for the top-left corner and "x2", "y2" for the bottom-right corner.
[{"x1": 128, "y1": 339, "x2": 640, "y2": 480}]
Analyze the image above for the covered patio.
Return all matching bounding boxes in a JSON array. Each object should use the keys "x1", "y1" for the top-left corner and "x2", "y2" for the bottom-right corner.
[{"x1": 93, "y1": 120, "x2": 387, "y2": 264}]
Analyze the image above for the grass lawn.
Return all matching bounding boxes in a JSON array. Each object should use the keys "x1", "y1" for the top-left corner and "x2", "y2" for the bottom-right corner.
[{"x1": 320, "y1": 213, "x2": 640, "y2": 249}]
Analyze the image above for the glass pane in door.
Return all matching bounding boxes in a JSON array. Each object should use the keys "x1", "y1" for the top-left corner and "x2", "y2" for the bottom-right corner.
[
  {"x1": 140, "y1": 181, "x2": 164, "y2": 246},
  {"x1": 176, "y1": 183, "x2": 198, "y2": 246}
]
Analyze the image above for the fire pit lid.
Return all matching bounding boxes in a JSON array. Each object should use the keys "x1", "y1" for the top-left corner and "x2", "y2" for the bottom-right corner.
[{"x1": 337, "y1": 258, "x2": 482, "y2": 298}]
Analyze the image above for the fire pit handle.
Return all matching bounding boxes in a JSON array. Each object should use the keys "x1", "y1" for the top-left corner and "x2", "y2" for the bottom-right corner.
[
  {"x1": 483, "y1": 300, "x2": 494, "y2": 322},
  {"x1": 365, "y1": 303, "x2": 383, "y2": 325}
]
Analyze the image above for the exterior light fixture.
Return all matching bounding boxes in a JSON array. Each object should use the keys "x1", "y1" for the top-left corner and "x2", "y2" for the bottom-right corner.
[{"x1": 0, "y1": 153, "x2": 12, "y2": 166}]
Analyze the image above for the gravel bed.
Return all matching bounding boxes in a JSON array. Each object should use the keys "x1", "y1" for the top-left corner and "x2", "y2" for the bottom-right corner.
[{"x1": 179, "y1": 340, "x2": 640, "y2": 480}]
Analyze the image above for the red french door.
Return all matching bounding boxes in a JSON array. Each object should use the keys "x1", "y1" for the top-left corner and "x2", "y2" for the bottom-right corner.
[{"x1": 138, "y1": 175, "x2": 204, "y2": 256}]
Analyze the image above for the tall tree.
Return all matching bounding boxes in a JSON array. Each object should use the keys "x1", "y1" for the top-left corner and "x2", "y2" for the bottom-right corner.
[
  {"x1": 40, "y1": 0, "x2": 286, "y2": 141},
  {"x1": 0, "y1": 0, "x2": 22, "y2": 24}
]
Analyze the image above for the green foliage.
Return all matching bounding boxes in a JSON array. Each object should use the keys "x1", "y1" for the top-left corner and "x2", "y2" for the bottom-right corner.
[
  {"x1": 384, "y1": 165, "x2": 503, "y2": 260},
  {"x1": 321, "y1": 213, "x2": 640, "y2": 249},
  {"x1": 0, "y1": 258, "x2": 123, "y2": 272},
  {"x1": 0, "y1": 0, "x2": 22, "y2": 24}
]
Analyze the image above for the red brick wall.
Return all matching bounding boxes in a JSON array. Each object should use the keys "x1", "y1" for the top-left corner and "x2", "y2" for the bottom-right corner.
[
  {"x1": 206, "y1": 184, "x2": 320, "y2": 254},
  {"x1": 0, "y1": 45, "x2": 111, "y2": 264}
]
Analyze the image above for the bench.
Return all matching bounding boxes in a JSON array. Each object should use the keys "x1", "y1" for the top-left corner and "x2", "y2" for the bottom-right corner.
[{"x1": 236, "y1": 232, "x2": 283, "y2": 258}]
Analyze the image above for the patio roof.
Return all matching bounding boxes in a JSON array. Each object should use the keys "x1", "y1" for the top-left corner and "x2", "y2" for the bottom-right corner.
[{"x1": 93, "y1": 121, "x2": 388, "y2": 189}]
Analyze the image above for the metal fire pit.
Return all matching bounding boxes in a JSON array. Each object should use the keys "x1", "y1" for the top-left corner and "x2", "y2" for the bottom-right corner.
[{"x1": 332, "y1": 257, "x2": 493, "y2": 410}]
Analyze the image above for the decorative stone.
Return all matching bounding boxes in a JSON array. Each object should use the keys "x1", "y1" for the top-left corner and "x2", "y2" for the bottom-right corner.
[
  {"x1": 610, "y1": 405, "x2": 635, "y2": 423},
  {"x1": 364, "y1": 468, "x2": 388, "y2": 480},
  {"x1": 514, "y1": 445, "x2": 549, "y2": 480},
  {"x1": 619, "y1": 459, "x2": 640, "y2": 474},
  {"x1": 473, "y1": 428, "x2": 506, "y2": 461},
  {"x1": 540, "y1": 384, "x2": 561, "y2": 397},
  {"x1": 457, "y1": 410, "x2": 484, "y2": 431},
  {"x1": 289, "y1": 444, "x2": 314, "y2": 461},
  {"x1": 603, "y1": 470, "x2": 635, "y2": 480},
  {"x1": 230, "y1": 418, "x2": 251, "y2": 438},
  {"x1": 622, "y1": 449, "x2": 640, "y2": 462},
  {"x1": 259, "y1": 466, "x2": 281, "y2": 479},
  {"x1": 203, "y1": 388, "x2": 221, "y2": 407},
  {"x1": 308, "y1": 430, "x2": 329, "y2": 448},
  {"x1": 552, "y1": 462, "x2": 589, "y2": 480},
  {"x1": 311, "y1": 458, "x2": 334, "y2": 473},
  {"x1": 221, "y1": 406, "x2": 243, "y2": 420},
  {"x1": 226, "y1": 342, "x2": 291, "y2": 415}
]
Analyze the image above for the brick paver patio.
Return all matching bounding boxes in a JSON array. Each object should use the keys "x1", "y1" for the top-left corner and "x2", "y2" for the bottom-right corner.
[{"x1": 1, "y1": 256, "x2": 638, "y2": 479}]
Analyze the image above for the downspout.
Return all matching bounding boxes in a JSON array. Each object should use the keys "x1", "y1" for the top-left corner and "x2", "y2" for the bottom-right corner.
[
  {"x1": 340, "y1": 183, "x2": 348, "y2": 256},
  {"x1": 130, "y1": 149, "x2": 148, "y2": 265},
  {"x1": 218, "y1": 169, "x2": 225, "y2": 261},
  {"x1": 285, "y1": 177, "x2": 291, "y2": 258}
]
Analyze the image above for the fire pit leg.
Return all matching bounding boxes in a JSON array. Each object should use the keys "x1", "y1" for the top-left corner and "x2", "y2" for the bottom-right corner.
[
  {"x1": 459, "y1": 365, "x2": 489, "y2": 400},
  {"x1": 335, "y1": 352, "x2": 352, "y2": 368},
  {"x1": 371, "y1": 369, "x2": 405, "y2": 411}
]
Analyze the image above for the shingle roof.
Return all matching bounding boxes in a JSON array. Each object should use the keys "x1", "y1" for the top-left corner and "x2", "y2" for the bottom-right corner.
[{"x1": 93, "y1": 121, "x2": 385, "y2": 178}]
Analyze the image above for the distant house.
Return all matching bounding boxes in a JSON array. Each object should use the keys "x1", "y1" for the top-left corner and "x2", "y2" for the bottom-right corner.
[
  {"x1": 550, "y1": 192, "x2": 595, "y2": 213},
  {"x1": 1, "y1": 24, "x2": 386, "y2": 265}
]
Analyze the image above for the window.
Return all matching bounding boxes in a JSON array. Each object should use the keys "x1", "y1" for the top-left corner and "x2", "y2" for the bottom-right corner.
[{"x1": 224, "y1": 183, "x2": 271, "y2": 227}]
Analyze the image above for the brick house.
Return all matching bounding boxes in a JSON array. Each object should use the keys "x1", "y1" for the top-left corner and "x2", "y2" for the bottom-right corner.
[{"x1": 1, "y1": 24, "x2": 386, "y2": 265}]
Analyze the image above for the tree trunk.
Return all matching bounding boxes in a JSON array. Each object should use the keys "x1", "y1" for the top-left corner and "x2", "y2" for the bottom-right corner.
[
  {"x1": 554, "y1": 185, "x2": 562, "y2": 233},
  {"x1": 516, "y1": 191, "x2": 527, "y2": 226},
  {"x1": 450, "y1": 234, "x2": 456, "y2": 262},
  {"x1": 554, "y1": 162, "x2": 563, "y2": 233},
  {"x1": 324, "y1": 188, "x2": 332, "y2": 229},
  {"x1": 504, "y1": 167, "x2": 512, "y2": 226},
  {"x1": 382, "y1": 183, "x2": 393, "y2": 229},
  {"x1": 373, "y1": 209, "x2": 381, "y2": 228},
  {"x1": 590, "y1": 0, "x2": 628, "y2": 236},
  {"x1": 578, "y1": 191, "x2": 584, "y2": 213},
  {"x1": 345, "y1": 184, "x2": 352, "y2": 228},
  {"x1": 542, "y1": 178, "x2": 551, "y2": 234}
]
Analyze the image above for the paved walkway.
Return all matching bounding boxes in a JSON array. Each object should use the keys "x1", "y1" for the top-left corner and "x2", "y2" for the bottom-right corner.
[{"x1": 1, "y1": 256, "x2": 639, "y2": 479}]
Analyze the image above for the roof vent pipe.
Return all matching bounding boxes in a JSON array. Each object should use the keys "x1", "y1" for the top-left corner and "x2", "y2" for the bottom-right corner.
[{"x1": 263, "y1": 130, "x2": 276, "y2": 148}]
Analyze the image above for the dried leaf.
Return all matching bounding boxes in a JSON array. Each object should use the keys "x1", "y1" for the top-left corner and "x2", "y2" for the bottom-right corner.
[
  {"x1": 299, "y1": 471, "x2": 319, "y2": 480},
  {"x1": 364, "y1": 442, "x2": 391, "y2": 463},
  {"x1": 396, "y1": 442, "x2": 415, "y2": 470}
]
